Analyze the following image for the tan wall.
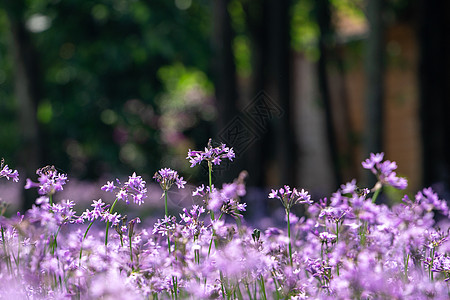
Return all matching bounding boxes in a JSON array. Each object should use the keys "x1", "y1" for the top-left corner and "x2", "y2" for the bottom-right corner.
[{"x1": 294, "y1": 23, "x2": 422, "y2": 193}]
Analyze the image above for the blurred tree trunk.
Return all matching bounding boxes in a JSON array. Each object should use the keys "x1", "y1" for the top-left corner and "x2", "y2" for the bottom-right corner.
[
  {"x1": 267, "y1": 0, "x2": 295, "y2": 186},
  {"x1": 418, "y1": 0, "x2": 450, "y2": 187},
  {"x1": 242, "y1": 0, "x2": 268, "y2": 187},
  {"x1": 3, "y1": 0, "x2": 42, "y2": 210},
  {"x1": 315, "y1": 0, "x2": 341, "y2": 189},
  {"x1": 213, "y1": 0, "x2": 239, "y2": 133},
  {"x1": 243, "y1": 0, "x2": 295, "y2": 187},
  {"x1": 212, "y1": 0, "x2": 242, "y2": 184},
  {"x1": 364, "y1": 0, "x2": 385, "y2": 187}
]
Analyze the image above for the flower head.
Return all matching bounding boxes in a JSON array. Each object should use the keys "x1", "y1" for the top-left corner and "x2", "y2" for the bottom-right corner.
[
  {"x1": 153, "y1": 168, "x2": 186, "y2": 192},
  {"x1": 101, "y1": 172, "x2": 147, "y2": 206},
  {"x1": 362, "y1": 153, "x2": 408, "y2": 189},
  {"x1": 25, "y1": 165, "x2": 67, "y2": 196},
  {"x1": 269, "y1": 186, "x2": 312, "y2": 210},
  {"x1": 186, "y1": 138, "x2": 235, "y2": 168},
  {"x1": 0, "y1": 159, "x2": 19, "y2": 182}
]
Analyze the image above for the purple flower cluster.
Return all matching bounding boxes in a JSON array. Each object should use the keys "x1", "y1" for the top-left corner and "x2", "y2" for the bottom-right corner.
[
  {"x1": 202, "y1": 171, "x2": 248, "y2": 217},
  {"x1": 186, "y1": 138, "x2": 235, "y2": 167},
  {"x1": 0, "y1": 159, "x2": 19, "y2": 182},
  {"x1": 179, "y1": 205, "x2": 208, "y2": 238},
  {"x1": 191, "y1": 183, "x2": 215, "y2": 197},
  {"x1": 80, "y1": 198, "x2": 121, "y2": 227},
  {"x1": 153, "y1": 168, "x2": 186, "y2": 191},
  {"x1": 269, "y1": 185, "x2": 312, "y2": 210},
  {"x1": 362, "y1": 152, "x2": 408, "y2": 189},
  {"x1": 101, "y1": 172, "x2": 147, "y2": 206},
  {"x1": 25, "y1": 165, "x2": 67, "y2": 195},
  {"x1": 25, "y1": 200, "x2": 83, "y2": 239},
  {"x1": 2, "y1": 145, "x2": 450, "y2": 299}
]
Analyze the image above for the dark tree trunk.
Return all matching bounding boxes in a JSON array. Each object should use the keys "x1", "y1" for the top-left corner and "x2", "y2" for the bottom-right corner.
[
  {"x1": 267, "y1": 0, "x2": 295, "y2": 186},
  {"x1": 243, "y1": 0, "x2": 294, "y2": 187},
  {"x1": 242, "y1": 0, "x2": 268, "y2": 187},
  {"x1": 3, "y1": 0, "x2": 43, "y2": 210},
  {"x1": 315, "y1": 0, "x2": 341, "y2": 189},
  {"x1": 211, "y1": 0, "x2": 241, "y2": 183},
  {"x1": 364, "y1": 0, "x2": 385, "y2": 186},
  {"x1": 418, "y1": 0, "x2": 450, "y2": 187},
  {"x1": 212, "y1": 0, "x2": 239, "y2": 132}
]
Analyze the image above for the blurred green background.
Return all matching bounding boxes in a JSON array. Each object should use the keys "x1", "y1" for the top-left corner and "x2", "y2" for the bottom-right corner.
[{"x1": 1, "y1": 0, "x2": 450, "y2": 211}]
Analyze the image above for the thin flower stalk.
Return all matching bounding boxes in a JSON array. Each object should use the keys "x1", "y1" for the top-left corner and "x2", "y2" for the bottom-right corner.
[{"x1": 270, "y1": 186, "x2": 311, "y2": 266}]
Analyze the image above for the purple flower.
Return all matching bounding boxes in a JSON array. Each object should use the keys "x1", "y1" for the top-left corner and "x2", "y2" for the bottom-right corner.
[
  {"x1": 362, "y1": 153, "x2": 408, "y2": 190},
  {"x1": 25, "y1": 165, "x2": 67, "y2": 195},
  {"x1": 153, "y1": 168, "x2": 186, "y2": 191},
  {"x1": 81, "y1": 198, "x2": 110, "y2": 222},
  {"x1": 319, "y1": 232, "x2": 337, "y2": 244},
  {"x1": 207, "y1": 191, "x2": 223, "y2": 212},
  {"x1": 285, "y1": 212, "x2": 299, "y2": 224},
  {"x1": 341, "y1": 179, "x2": 357, "y2": 194},
  {"x1": 101, "y1": 181, "x2": 116, "y2": 192},
  {"x1": 192, "y1": 184, "x2": 215, "y2": 197},
  {"x1": 152, "y1": 215, "x2": 176, "y2": 236},
  {"x1": 269, "y1": 186, "x2": 312, "y2": 210},
  {"x1": 91, "y1": 199, "x2": 105, "y2": 211},
  {"x1": 186, "y1": 138, "x2": 235, "y2": 168},
  {"x1": 415, "y1": 187, "x2": 449, "y2": 215},
  {"x1": 362, "y1": 153, "x2": 384, "y2": 170},
  {"x1": 102, "y1": 172, "x2": 147, "y2": 206},
  {"x1": 179, "y1": 205, "x2": 207, "y2": 238},
  {"x1": 101, "y1": 211, "x2": 122, "y2": 227},
  {"x1": 265, "y1": 227, "x2": 283, "y2": 237},
  {"x1": 319, "y1": 206, "x2": 350, "y2": 223},
  {"x1": 0, "y1": 159, "x2": 19, "y2": 182},
  {"x1": 205, "y1": 172, "x2": 248, "y2": 216}
]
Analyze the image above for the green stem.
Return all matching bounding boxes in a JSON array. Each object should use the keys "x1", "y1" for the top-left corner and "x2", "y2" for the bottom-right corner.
[
  {"x1": 163, "y1": 190, "x2": 178, "y2": 299},
  {"x1": 1, "y1": 226, "x2": 12, "y2": 274},
  {"x1": 173, "y1": 239, "x2": 178, "y2": 300},
  {"x1": 244, "y1": 281, "x2": 253, "y2": 300},
  {"x1": 360, "y1": 220, "x2": 368, "y2": 246},
  {"x1": 129, "y1": 236, "x2": 133, "y2": 266},
  {"x1": 51, "y1": 226, "x2": 62, "y2": 256},
  {"x1": 321, "y1": 242, "x2": 324, "y2": 261},
  {"x1": 220, "y1": 270, "x2": 226, "y2": 299},
  {"x1": 271, "y1": 270, "x2": 281, "y2": 300},
  {"x1": 371, "y1": 184, "x2": 382, "y2": 203},
  {"x1": 236, "y1": 283, "x2": 244, "y2": 300},
  {"x1": 208, "y1": 161, "x2": 213, "y2": 192},
  {"x1": 335, "y1": 221, "x2": 340, "y2": 276},
  {"x1": 286, "y1": 209, "x2": 293, "y2": 266},
  {"x1": 105, "y1": 198, "x2": 119, "y2": 246},
  {"x1": 404, "y1": 252, "x2": 410, "y2": 280},
  {"x1": 164, "y1": 191, "x2": 172, "y2": 254},
  {"x1": 335, "y1": 221, "x2": 339, "y2": 244},
  {"x1": 79, "y1": 221, "x2": 94, "y2": 266},
  {"x1": 430, "y1": 247, "x2": 435, "y2": 281},
  {"x1": 208, "y1": 161, "x2": 216, "y2": 222},
  {"x1": 258, "y1": 275, "x2": 267, "y2": 300},
  {"x1": 194, "y1": 236, "x2": 200, "y2": 265},
  {"x1": 16, "y1": 233, "x2": 20, "y2": 269},
  {"x1": 207, "y1": 212, "x2": 224, "y2": 258}
]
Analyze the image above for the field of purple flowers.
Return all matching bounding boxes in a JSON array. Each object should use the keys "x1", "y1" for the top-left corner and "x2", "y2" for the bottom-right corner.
[{"x1": 1, "y1": 141, "x2": 450, "y2": 299}]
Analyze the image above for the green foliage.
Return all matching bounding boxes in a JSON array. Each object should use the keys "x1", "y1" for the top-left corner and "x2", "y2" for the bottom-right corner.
[
  {"x1": 0, "y1": 0, "x2": 213, "y2": 178},
  {"x1": 228, "y1": 0, "x2": 251, "y2": 78},
  {"x1": 291, "y1": 0, "x2": 320, "y2": 60},
  {"x1": 0, "y1": 9, "x2": 17, "y2": 160},
  {"x1": 156, "y1": 62, "x2": 216, "y2": 176}
]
